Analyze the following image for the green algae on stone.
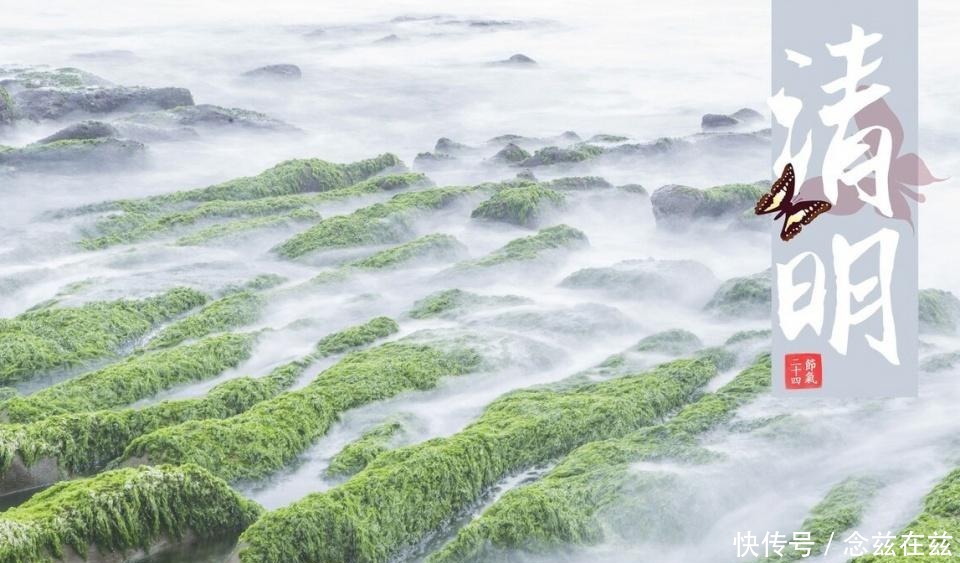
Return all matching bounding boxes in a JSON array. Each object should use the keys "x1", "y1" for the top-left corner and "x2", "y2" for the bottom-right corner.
[
  {"x1": 2, "y1": 333, "x2": 257, "y2": 423},
  {"x1": 459, "y1": 224, "x2": 588, "y2": 269},
  {"x1": 313, "y1": 317, "x2": 399, "y2": 357},
  {"x1": 761, "y1": 476, "x2": 880, "y2": 563},
  {"x1": 408, "y1": 289, "x2": 530, "y2": 320},
  {"x1": 560, "y1": 259, "x2": 716, "y2": 301},
  {"x1": 470, "y1": 185, "x2": 565, "y2": 228},
  {"x1": 274, "y1": 187, "x2": 473, "y2": 258},
  {"x1": 121, "y1": 336, "x2": 480, "y2": 483},
  {"x1": 546, "y1": 176, "x2": 613, "y2": 191},
  {"x1": 154, "y1": 153, "x2": 403, "y2": 203},
  {"x1": 0, "y1": 357, "x2": 308, "y2": 480},
  {"x1": 145, "y1": 290, "x2": 264, "y2": 350},
  {"x1": 634, "y1": 329, "x2": 702, "y2": 355},
  {"x1": 427, "y1": 355, "x2": 770, "y2": 563},
  {"x1": 326, "y1": 417, "x2": 410, "y2": 479},
  {"x1": 919, "y1": 288, "x2": 960, "y2": 334},
  {"x1": 237, "y1": 356, "x2": 723, "y2": 563},
  {"x1": 351, "y1": 234, "x2": 467, "y2": 270},
  {"x1": 705, "y1": 270, "x2": 771, "y2": 319},
  {"x1": 921, "y1": 351, "x2": 960, "y2": 373},
  {"x1": 519, "y1": 144, "x2": 604, "y2": 167},
  {"x1": 81, "y1": 171, "x2": 427, "y2": 249},
  {"x1": 852, "y1": 469, "x2": 960, "y2": 562},
  {"x1": 175, "y1": 208, "x2": 321, "y2": 245},
  {"x1": 0, "y1": 464, "x2": 261, "y2": 563},
  {"x1": 651, "y1": 182, "x2": 767, "y2": 230},
  {"x1": 0, "y1": 287, "x2": 207, "y2": 385}
]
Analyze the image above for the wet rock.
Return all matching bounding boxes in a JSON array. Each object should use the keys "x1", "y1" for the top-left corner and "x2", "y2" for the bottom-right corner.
[
  {"x1": 374, "y1": 34, "x2": 403, "y2": 44},
  {"x1": 650, "y1": 182, "x2": 766, "y2": 231},
  {"x1": 606, "y1": 137, "x2": 689, "y2": 158},
  {"x1": 560, "y1": 258, "x2": 718, "y2": 303},
  {"x1": 546, "y1": 176, "x2": 612, "y2": 191},
  {"x1": 12, "y1": 85, "x2": 194, "y2": 121},
  {"x1": 701, "y1": 107, "x2": 765, "y2": 131},
  {"x1": 704, "y1": 270, "x2": 771, "y2": 318},
  {"x1": 490, "y1": 142, "x2": 530, "y2": 163},
  {"x1": 701, "y1": 114, "x2": 738, "y2": 129},
  {"x1": 37, "y1": 120, "x2": 119, "y2": 144},
  {"x1": 242, "y1": 64, "x2": 302, "y2": 81},
  {"x1": 0, "y1": 86, "x2": 14, "y2": 126},
  {"x1": 516, "y1": 170, "x2": 537, "y2": 182},
  {"x1": 491, "y1": 53, "x2": 537, "y2": 66},
  {"x1": 413, "y1": 151, "x2": 457, "y2": 170},
  {"x1": 587, "y1": 133, "x2": 629, "y2": 144},
  {"x1": 434, "y1": 137, "x2": 471, "y2": 154},
  {"x1": 618, "y1": 184, "x2": 648, "y2": 196},
  {"x1": 115, "y1": 104, "x2": 296, "y2": 133},
  {"x1": 919, "y1": 288, "x2": 960, "y2": 334},
  {"x1": 0, "y1": 137, "x2": 146, "y2": 171}
]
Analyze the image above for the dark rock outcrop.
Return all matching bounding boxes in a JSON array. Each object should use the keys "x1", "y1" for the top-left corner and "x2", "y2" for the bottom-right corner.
[
  {"x1": 12, "y1": 86, "x2": 194, "y2": 121},
  {"x1": 242, "y1": 64, "x2": 302, "y2": 81},
  {"x1": 37, "y1": 120, "x2": 119, "y2": 144}
]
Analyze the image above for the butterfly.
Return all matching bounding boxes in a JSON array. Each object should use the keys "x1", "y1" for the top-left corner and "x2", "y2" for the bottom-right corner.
[{"x1": 755, "y1": 163, "x2": 832, "y2": 241}]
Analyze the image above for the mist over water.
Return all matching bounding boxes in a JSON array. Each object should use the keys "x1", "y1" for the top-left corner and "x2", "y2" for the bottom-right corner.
[{"x1": 2, "y1": 1, "x2": 960, "y2": 562}]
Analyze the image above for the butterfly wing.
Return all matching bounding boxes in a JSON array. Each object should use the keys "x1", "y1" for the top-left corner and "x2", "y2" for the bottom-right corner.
[
  {"x1": 780, "y1": 200, "x2": 832, "y2": 241},
  {"x1": 755, "y1": 163, "x2": 796, "y2": 215}
]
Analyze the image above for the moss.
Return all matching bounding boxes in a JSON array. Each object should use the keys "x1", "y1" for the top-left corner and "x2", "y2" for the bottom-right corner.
[
  {"x1": 852, "y1": 469, "x2": 960, "y2": 562},
  {"x1": 559, "y1": 259, "x2": 715, "y2": 300},
  {"x1": 175, "y1": 209, "x2": 321, "y2": 245},
  {"x1": 460, "y1": 225, "x2": 588, "y2": 269},
  {"x1": 586, "y1": 134, "x2": 628, "y2": 143},
  {"x1": 314, "y1": 317, "x2": 399, "y2": 356},
  {"x1": 326, "y1": 418, "x2": 408, "y2": 479},
  {"x1": 725, "y1": 329, "x2": 772, "y2": 346},
  {"x1": 122, "y1": 335, "x2": 480, "y2": 483},
  {"x1": 0, "y1": 464, "x2": 261, "y2": 563},
  {"x1": 545, "y1": 177, "x2": 613, "y2": 191},
  {"x1": 763, "y1": 476, "x2": 880, "y2": 562},
  {"x1": 0, "y1": 85, "x2": 15, "y2": 124},
  {"x1": 919, "y1": 288, "x2": 960, "y2": 334},
  {"x1": 274, "y1": 187, "x2": 473, "y2": 258},
  {"x1": 520, "y1": 144, "x2": 604, "y2": 167},
  {"x1": 705, "y1": 270, "x2": 771, "y2": 318},
  {"x1": 408, "y1": 289, "x2": 530, "y2": 319},
  {"x1": 427, "y1": 355, "x2": 770, "y2": 562},
  {"x1": 237, "y1": 356, "x2": 724, "y2": 563},
  {"x1": 651, "y1": 182, "x2": 767, "y2": 229},
  {"x1": 0, "y1": 357, "x2": 307, "y2": 479},
  {"x1": 0, "y1": 287, "x2": 207, "y2": 385},
  {"x1": 145, "y1": 291, "x2": 264, "y2": 350},
  {"x1": 470, "y1": 186, "x2": 565, "y2": 228},
  {"x1": 0, "y1": 138, "x2": 146, "y2": 168},
  {"x1": 491, "y1": 143, "x2": 530, "y2": 163},
  {"x1": 351, "y1": 234, "x2": 467, "y2": 269},
  {"x1": 2, "y1": 333, "x2": 257, "y2": 423},
  {"x1": 221, "y1": 274, "x2": 288, "y2": 294},
  {"x1": 634, "y1": 329, "x2": 702, "y2": 355},
  {"x1": 921, "y1": 351, "x2": 960, "y2": 372},
  {"x1": 156, "y1": 154, "x2": 402, "y2": 203},
  {"x1": 81, "y1": 171, "x2": 427, "y2": 250},
  {"x1": 6, "y1": 66, "x2": 107, "y2": 89}
]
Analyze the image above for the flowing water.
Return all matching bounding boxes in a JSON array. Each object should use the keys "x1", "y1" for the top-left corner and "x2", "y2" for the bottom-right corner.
[{"x1": 1, "y1": 1, "x2": 959, "y2": 562}]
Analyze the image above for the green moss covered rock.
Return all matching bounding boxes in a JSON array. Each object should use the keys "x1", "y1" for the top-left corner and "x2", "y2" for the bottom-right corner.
[
  {"x1": 0, "y1": 287, "x2": 207, "y2": 385},
  {"x1": 650, "y1": 182, "x2": 766, "y2": 230},
  {"x1": 704, "y1": 270, "x2": 771, "y2": 319},
  {"x1": 470, "y1": 185, "x2": 565, "y2": 227},
  {"x1": 919, "y1": 288, "x2": 960, "y2": 334},
  {"x1": 0, "y1": 464, "x2": 261, "y2": 562}
]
